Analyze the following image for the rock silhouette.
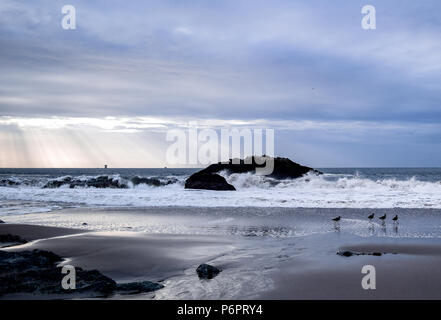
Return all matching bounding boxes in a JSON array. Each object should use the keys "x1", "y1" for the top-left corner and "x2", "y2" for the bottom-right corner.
[
  {"x1": 0, "y1": 249, "x2": 163, "y2": 297},
  {"x1": 185, "y1": 173, "x2": 236, "y2": 191},
  {"x1": 196, "y1": 264, "x2": 221, "y2": 279},
  {"x1": 185, "y1": 156, "x2": 320, "y2": 191}
]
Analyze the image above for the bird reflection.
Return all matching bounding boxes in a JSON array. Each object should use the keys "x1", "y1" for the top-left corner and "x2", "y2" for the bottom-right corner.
[
  {"x1": 380, "y1": 223, "x2": 387, "y2": 235},
  {"x1": 332, "y1": 216, "x2": 341, "y2": 233},
  {"x1": 368, "y1": 223, "x2": 375, "y2": 235},
  {"x1": 392, "y1": 216, "x2": 399, "y2": 235}
]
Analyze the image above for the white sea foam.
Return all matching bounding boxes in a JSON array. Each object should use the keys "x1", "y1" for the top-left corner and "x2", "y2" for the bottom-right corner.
[{"x1": 1, "y1": 172, "x2": 441, "y2": 212}]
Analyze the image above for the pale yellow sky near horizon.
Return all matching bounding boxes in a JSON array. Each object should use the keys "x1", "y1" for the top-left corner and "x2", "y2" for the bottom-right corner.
[
  {"x1": 0, "y1": 123, "x2": 166, "y2": 168},
  {"x1": 1, "y1": 116, "x2": 434, "y2": 168}
]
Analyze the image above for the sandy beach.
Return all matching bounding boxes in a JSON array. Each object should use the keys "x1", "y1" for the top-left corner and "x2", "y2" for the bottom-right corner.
[
  {"x1": 260, "y1": 235, "x2": 441, "y2": 299},
  {"x1": 1, "y1": 207, "x2": 441, "y2": 300}
]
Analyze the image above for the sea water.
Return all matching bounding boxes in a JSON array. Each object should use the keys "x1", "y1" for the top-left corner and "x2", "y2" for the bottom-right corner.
[
  {"x1": 1, "y1": 168, "x2": 441, "y2": 239},
  {"x1": 1, "y1": 168, "x2": 441, "y2": 213}
]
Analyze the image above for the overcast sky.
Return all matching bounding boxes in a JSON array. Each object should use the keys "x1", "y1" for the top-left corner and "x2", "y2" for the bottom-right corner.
[{"x1": 1, "y1": 0, "x2": 441, "y2": 167}]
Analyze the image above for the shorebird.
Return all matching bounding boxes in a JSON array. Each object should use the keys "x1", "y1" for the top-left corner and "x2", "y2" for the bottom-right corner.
[
  {"x1": 392, "y1": 215, "x2": 398, "y2": 222},
  {"x1": 368, "y1": 213, "x2": 375, "y2": 220},
  {"x1": 332, "y1": 216, "x2": 341, "y2": 222},
  {"x1": 379, "y1": 214, "x2": 386, "y2": 221}
]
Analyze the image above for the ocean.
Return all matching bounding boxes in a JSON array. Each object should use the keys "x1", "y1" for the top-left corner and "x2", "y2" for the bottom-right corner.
[
  {"x1": 1, "y1": 168, "x2": 441, "y2": 215},
  {"x1": 2, "y1": 168, "x2": 441, "y2": 299}
]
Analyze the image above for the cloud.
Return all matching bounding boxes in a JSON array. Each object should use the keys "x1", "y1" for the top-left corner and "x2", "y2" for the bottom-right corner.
[
  {"x1": 1, "y1": 0, "x2": 441, "y2": 166},
  {"x1": 173, "y1": 26, "x2": 193, "y2": 36},
  {"x1": 0, "y1": 1, "x2": 439, "y2": 121}
]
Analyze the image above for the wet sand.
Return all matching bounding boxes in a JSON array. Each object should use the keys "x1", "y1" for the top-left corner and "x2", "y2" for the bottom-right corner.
[
  {"x1": 1, "y1": 222, "x2": 441, "y2": 299},
  {"x1": 0, "y1": 223, "x2": 86, "y2": 241},
  {"x1": 0, "y1": 224, "x2": 237, "y2": 284},
  {"x1": 259, "y1": 238, "x2": 441, "y2": 299}
]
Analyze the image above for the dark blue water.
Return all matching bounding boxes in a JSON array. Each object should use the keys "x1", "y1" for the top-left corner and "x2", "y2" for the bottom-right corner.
[
  {"x1": 1, "y1": 167, "x2": 441, "y2": 185},
  {"x1": 318, "y1": 168, "x2": 441, "y2": 182},
  {"x1": 1, "y1": 167, "x2": 441, "y2": 210},
  {"x1": 0, "y1": 168, "x2": 197, "y2": 178}
]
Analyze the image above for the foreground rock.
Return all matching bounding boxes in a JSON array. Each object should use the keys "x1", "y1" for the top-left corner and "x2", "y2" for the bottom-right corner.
[
  {"x1": 337, "y1": 250, "x2": 391, "y2": 257},
  {"x1": 185, "y1": 173, "x2": 236, "y2": 191},
  {"x1": 0, "y1": 234, "x2": 28, "y2": 248},
  {"x1": 0, "y1": 234, "x2": 27, "y2": 243},
  {"x1": 0, "y1": 249, "x2": 163, "y2": 297},
  {"x1": 196, "y1": 264, "x2": 221, "y2": 279},
  {"x1": 185, "y1": 156, "x2": 321, "y2": 190}
]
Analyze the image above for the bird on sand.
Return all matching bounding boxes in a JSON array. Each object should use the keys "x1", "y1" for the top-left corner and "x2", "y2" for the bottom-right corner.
[
  {"x1": 392, "y1": 215, "x2": 398, "y2": 222},
  {"x1": 379, "y1": 214, "x2": 387, "y2": 221},
  {"x1": 368, "y1": 213, "x2": 375, "y2": 220},
  {"x1": 332, "y1": 216, "x2": 341, "y2": 222}
]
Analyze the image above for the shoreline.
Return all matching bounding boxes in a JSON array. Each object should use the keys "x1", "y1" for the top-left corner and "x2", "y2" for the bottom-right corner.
[
  {"x1": 1, "y1": 219, "x2": 441, "y2": 299},
  {"x1": 2, "y1": 206, "x2": 440, "y2": 240}
]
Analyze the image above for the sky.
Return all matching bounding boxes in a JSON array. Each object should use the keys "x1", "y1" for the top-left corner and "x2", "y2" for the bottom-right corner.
[{"x1": 1, "y1": 0, "x2": 441, "y2": 167}]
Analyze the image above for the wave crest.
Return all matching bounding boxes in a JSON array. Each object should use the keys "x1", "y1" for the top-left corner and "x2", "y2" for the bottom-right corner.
[{"x1": 222, "y1": 171, "x2": 441, "y2": 193}]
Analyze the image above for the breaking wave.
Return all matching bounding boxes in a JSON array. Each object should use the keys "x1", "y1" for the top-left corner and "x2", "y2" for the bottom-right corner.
[
  {"x1": 224, "y1": 171, "x2": 441, "y2": 193},
  {"x1": 0, "y1": 174, "x2": 182, "y2": 189},
  {"x1": 1, "y1": 170, "x2": 441, "y2": 211}
]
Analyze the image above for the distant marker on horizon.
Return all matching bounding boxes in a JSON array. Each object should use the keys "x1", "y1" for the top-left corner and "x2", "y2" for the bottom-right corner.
[{"x1": 104, "y1": 164, "x2": 108, "y2": 169}]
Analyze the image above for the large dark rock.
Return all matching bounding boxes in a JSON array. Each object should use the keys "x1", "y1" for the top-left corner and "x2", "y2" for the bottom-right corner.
[
  {"x1": 0, "y1": 220, "x2": 5, "y2": 224},
  {"x1": 0, "y1": 249, "x2": 163, "y2": 297},
  {"x1": 185, "y1": 173, "x2": 236, "y2": 191},
  {"x1": 184, "y1": 156, "x2": 320, "y2": 191},
  {"x1": 0, "y1": 249, "x2": 61, "y2": 271},
  {"x1": 196, "y1": 264, "x2": 221, "y2": 279},
  {"x1": 0, "y1": 249, "x2": 114, "y2": 296},
  {"x1": 197, "y1": 156, "x2": 321, "y2": 179}
]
